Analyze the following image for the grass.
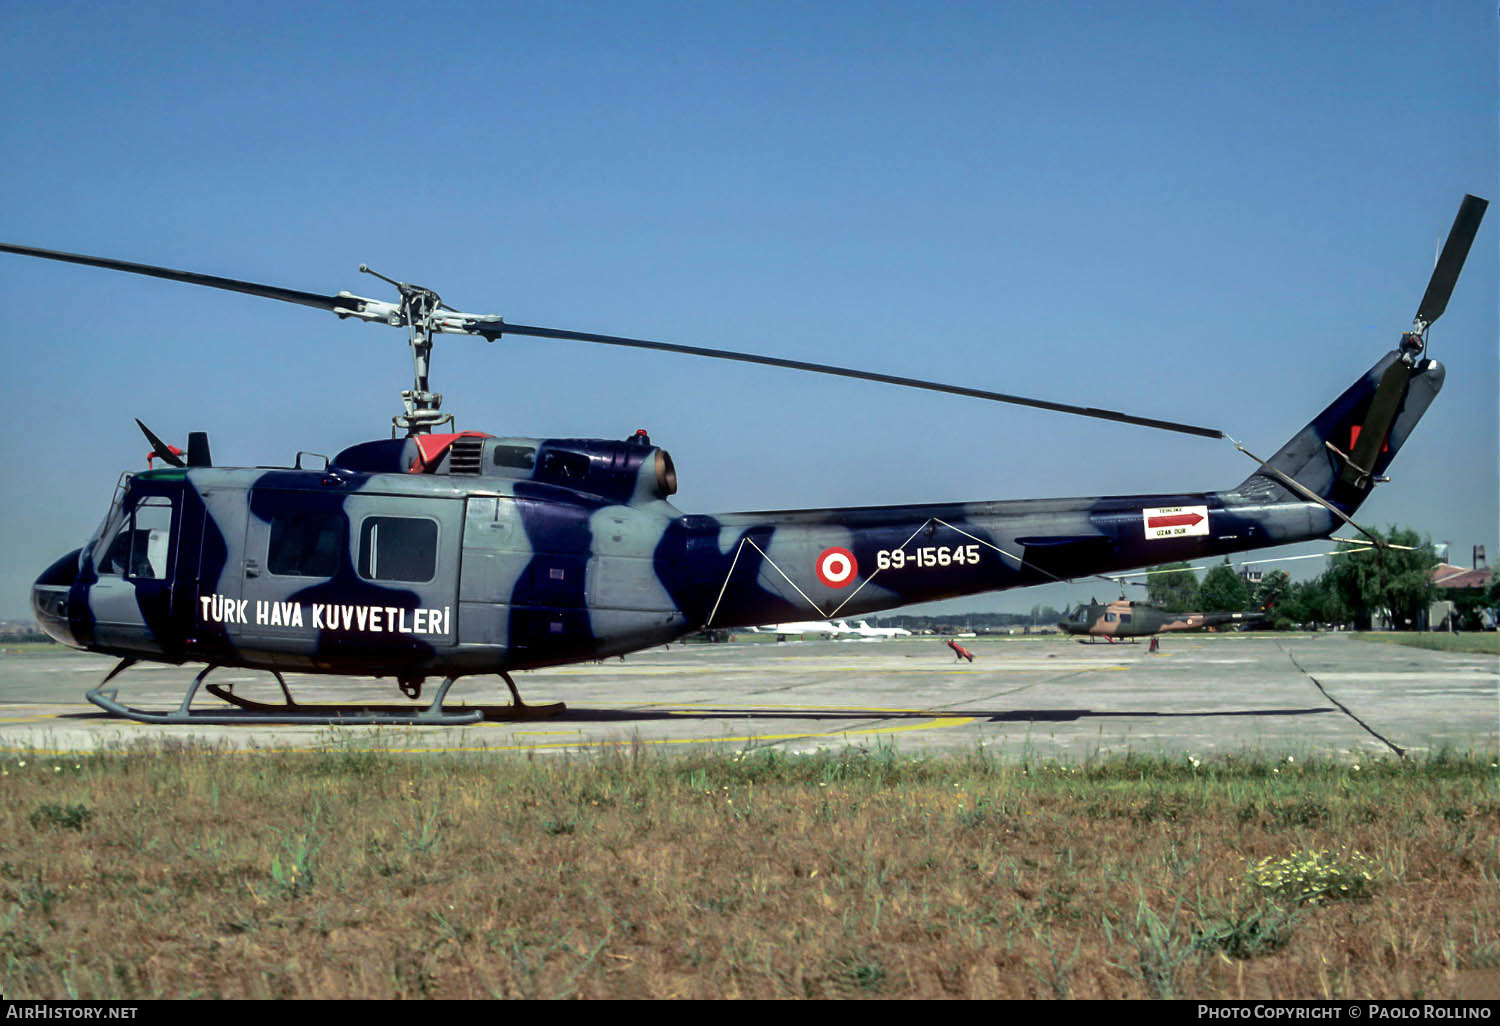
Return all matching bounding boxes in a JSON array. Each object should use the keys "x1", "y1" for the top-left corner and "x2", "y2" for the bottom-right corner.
[
  {"x1": 0, "y1": 743, "x2": 1495, "y2": 999},
  {"x1": 1352, "y1": 632, "x2": 1500, "y2": 655}
]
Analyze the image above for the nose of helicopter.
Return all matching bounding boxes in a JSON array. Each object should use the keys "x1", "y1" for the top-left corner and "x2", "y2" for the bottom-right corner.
[{"x1": 31, "y1": 548, "x2": 81, "y2": 647}]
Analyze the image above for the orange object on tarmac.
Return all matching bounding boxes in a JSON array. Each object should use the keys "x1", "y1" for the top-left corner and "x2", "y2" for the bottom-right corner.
[{"x1": 947, "y1": 640, "x2": 974, "y2": 662}]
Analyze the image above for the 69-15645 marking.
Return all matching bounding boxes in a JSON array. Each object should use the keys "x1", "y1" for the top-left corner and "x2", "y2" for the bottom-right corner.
[{"x1": 876, "y1": 544, "x2": 981, "y2": 571}]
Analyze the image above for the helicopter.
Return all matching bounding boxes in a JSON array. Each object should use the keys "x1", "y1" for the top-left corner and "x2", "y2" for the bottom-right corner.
[
  {"x1": 1058, "y1": 597, "x2": 1271, "y2": 643},
  {"x1": 1059, "y1": 534, "x2": 1422, "y2": 642},
  {"x1": 7, "y1": 193, "x2": 1487, "y2": 725}
]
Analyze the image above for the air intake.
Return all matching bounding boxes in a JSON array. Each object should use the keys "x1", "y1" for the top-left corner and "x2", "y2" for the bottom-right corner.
[{"x1": 448, "y1": 437, "x2": 485, "y2": 475}]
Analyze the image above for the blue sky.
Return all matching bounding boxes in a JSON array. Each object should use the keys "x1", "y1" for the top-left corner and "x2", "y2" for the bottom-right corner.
[{"x1": 0, "y1": 1, "x2": 1494, "y2": 617}]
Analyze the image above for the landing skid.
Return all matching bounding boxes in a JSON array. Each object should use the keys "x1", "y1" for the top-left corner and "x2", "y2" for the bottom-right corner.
[{"x1": 85, "y1": 662, "x2": 565, "y2": 725}]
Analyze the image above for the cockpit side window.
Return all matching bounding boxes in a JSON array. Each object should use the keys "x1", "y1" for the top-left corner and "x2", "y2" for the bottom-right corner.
[
  {"x1": 268, "y1": 511, "x2": 347, "y2": 578},
  {"x1": 100, "y1": 526, "x2": 131, "y2": 575},
  {"x1": 100, "y1": 495, "x2": 175, "y2": 579}
]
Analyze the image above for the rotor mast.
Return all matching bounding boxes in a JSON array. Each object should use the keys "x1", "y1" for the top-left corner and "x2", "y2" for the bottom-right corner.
[{"x1": 359, "y1": 264, "x2": 450, "y2": 434}]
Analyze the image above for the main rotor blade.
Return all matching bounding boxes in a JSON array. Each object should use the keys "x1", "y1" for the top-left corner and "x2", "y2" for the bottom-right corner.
[
  {"x1": 1415, "y1": 194, "x2": 1488, "y2": 327},
  {"x1": 134, "y1": 419, "x2": 184, "y2": 468},
  {"x1": 0, "y1": 242, "x2": 350, "y2": 313},
  {"x1": 492, "y1": 322, "x2": 1225, "y2": 439}
]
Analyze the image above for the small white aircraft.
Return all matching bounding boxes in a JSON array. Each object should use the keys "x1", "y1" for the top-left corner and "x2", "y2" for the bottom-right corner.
[
  {"x1": 747, "y1": 620, "x2": 911, "y2": 639},
  {"x1": 822, "y1": 619, "x2": 914, "y2": 638},
  {"x1": 850, "y1": 619, "x2": 913, "y2": 638},
  {"x1": 751, "y1": 621, "x2": 842, "y2": 638}
]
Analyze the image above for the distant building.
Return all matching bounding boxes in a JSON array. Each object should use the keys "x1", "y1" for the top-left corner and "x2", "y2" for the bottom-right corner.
[
  {"x1": 1426, "y1": 562, "x2": 1495, "y2": 630},
  {"x1": 0, "y1": 620, "x2": 53, "y2": 642}
]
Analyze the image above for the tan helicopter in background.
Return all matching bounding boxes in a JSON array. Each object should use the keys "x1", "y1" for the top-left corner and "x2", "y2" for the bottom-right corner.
[{"x1": 1057, "y1": 597, "x2": 1270, "y2": 643}]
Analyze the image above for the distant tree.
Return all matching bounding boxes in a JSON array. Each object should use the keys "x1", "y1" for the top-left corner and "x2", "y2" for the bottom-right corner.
[
  {"x1": 1316, "y1": 581, "x2": 1352, "y2": 628},
  {"x1": 1278, "y1": 577, "x2": 1346, "y2": 628},
  {"x1": 1324, "y1": 555, "x2": 1377, "y2": 630},
  {"x1": 1323, "y1": 526, "x2": 1438, "y2": 630},
  {"x1": 1198, "y1": 562, "x2": 1251, "y2": 612},
  {"x1": 1028, "y1": 604, "x2": 1063, "y2": 625},
  {"x1": 1254, "y1": 570, "x2": 1291, "y2": 612},
  {"x1": 1273, "y1": 581, "x2": 1311, "y2": 626},
  {"x1": 1484, "y1": 575, "x2": 1500, "y2": 627},
  {"x1": 1450, "y1": 589, "x2": 1490, "y2": 631},
  {"x1": 1145, "y1": 563, "x2": 1199, "y2": 612}
]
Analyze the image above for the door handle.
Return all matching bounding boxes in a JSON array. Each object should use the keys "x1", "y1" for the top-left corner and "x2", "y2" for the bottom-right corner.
[{"x1": 245, "y1": 558, "x2": 261, "y2": 579}]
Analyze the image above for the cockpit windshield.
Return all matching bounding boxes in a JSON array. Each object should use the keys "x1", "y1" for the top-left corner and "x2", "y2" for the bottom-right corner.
[
  {"x1": 91, "y1": 478, "x2": 176, "y2": 580},
  {"x1": 85, "y1": 473, "x2": 132, "y2": 567}
]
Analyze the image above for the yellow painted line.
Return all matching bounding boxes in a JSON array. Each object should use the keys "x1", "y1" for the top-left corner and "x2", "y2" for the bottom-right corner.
[
  {"x1": 384, "y1": 715, "x2": 979, "y2": 755},
  {"x1": 552, "y1": 663, "x2": 1015, "y2": 675},
  {"x1": 637, "y1": 702, "x2": 943, "y2": 713},
  {"x1": 546, "y1": 666, "x2": 712, "y2": 675},
  {"x1": 768, "y1": 663, "x2": 1006, "y2": 671},
  {"x1": 0, "y1": 714, "x2": 978, "y2": 757}
]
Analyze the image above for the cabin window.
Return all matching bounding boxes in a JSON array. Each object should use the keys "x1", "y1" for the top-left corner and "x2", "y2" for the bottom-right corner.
[
  {"x1": 101, "y1": 495, "x2": 175, "y2": 579},
  {"x1": 357, "y1": 516, "x2": 438, "y2": 583},
  {"x1": 268, "y1": 511, "x2": 346, "y2": 578},
  {"x1": 1104, "y1": 612, "x2": 1117, "y2": 623},
  {"x1": 1120, "y1": 614, "x2": 1133, "y2": 624},
  {"x1": 493, "y1": 444, "x2": 536, "y2": 470}
]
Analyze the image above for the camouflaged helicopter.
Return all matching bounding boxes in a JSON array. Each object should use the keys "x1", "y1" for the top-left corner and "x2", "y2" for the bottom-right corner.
[
  {"x1": 1060, "y1": 551, "x2": 1303, "y2": 642},
  {"x1": 7, "y1": 194, "x2": 1487, "y2": 725},
  {"x1": 1058, "y1": 598, "x2": 1270, "y2": 643}
]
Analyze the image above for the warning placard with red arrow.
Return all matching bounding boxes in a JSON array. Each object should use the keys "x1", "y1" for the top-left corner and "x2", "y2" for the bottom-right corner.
[{"x1": 1142, "y1": 505, "x2": 1210, "y2": 540}]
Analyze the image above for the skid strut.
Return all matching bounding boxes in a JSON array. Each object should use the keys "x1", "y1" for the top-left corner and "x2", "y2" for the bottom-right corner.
[{"x1": 87, "y1": 663, "x2": 565, "y2": 725}]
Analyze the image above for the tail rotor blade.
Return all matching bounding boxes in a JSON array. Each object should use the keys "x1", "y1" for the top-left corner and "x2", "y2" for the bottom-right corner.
[
  {"x1": 1343, "y1": 194, "x2": 1489, "y2": 490},
  {"x1": 1415, "y1": 194, "x2": 1488, "y2": 329}
]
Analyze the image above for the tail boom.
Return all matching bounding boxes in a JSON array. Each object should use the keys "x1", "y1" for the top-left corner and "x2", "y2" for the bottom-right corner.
[
  {"x1": 663, "y1": 349, "x2": 1441, "y2": 630},
  {"x1": 661, "y1": 490, "x2": 1335, "y2": 631}
]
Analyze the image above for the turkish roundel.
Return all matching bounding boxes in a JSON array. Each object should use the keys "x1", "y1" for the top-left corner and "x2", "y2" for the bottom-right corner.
[{"x1": 816, "y1": 547, "x2": 858, "y2": 588}]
